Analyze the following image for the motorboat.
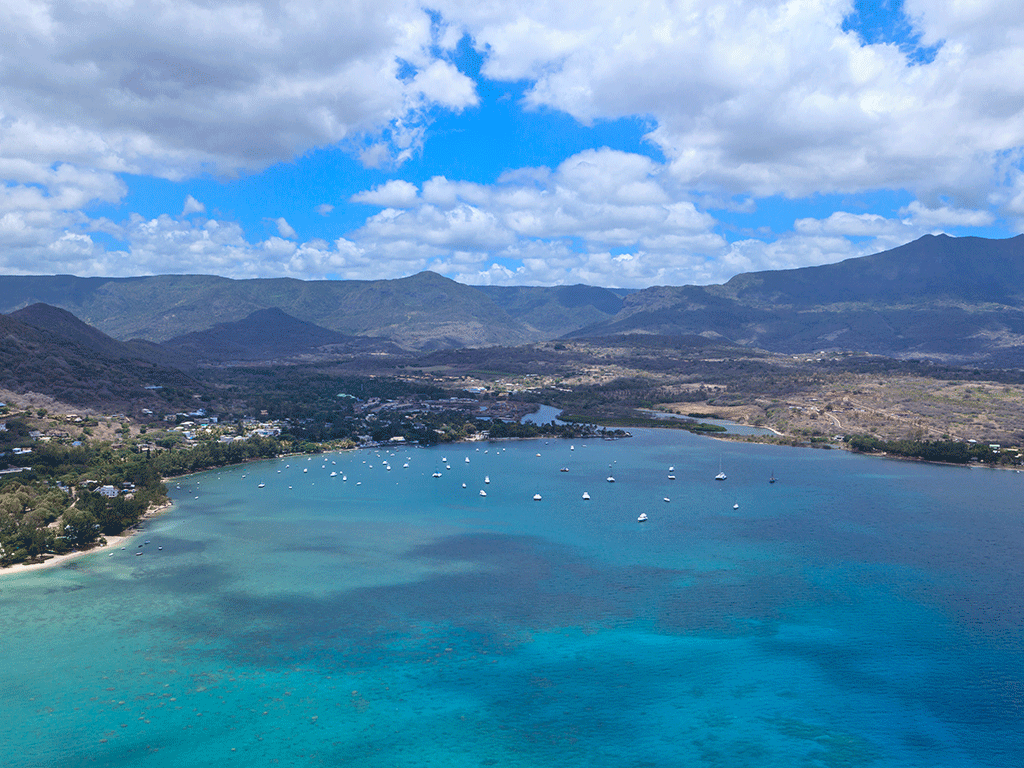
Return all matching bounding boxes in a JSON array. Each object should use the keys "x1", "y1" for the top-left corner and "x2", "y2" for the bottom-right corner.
[
  {"x1": 637, "y1": 513, "x2": 648, "y2": 522},
  {"x1": 582, "y1": 492, "x2": 591, "y2": 500},
  {"x1": 479, "y1": 490, "x2": 487, "y2": 497},
  {"x1": 533, "y1": 494, "x2": 542, "y2": 501}
]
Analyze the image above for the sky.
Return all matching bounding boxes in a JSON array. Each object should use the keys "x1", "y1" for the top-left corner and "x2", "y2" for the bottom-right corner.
[{"x1": 1, "y1": 0, "x2": 1023, "y2": 288}]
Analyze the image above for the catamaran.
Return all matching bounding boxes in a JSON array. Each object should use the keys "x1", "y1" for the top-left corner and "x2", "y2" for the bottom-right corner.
[{"x1": 715, "y1": 458, "x2": 727, "y2": 481}]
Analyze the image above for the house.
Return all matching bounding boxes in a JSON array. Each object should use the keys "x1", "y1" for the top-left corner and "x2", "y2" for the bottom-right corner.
[{"x1": 96, "y1": 485, "x2": 120, "y2": 498}]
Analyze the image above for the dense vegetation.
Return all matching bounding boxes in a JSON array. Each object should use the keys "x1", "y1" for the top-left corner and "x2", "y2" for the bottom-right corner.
[
  {"x1": 1, "y1": 443, "x2": 168, "y2": 566},
  {"x1": 846, "y1": 435, "x2": 1011, "y2": 465}
]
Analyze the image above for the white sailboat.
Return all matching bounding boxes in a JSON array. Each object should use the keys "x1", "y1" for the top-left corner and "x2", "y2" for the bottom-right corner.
[{"x1": 715, "y1": 457, "x2": 727, "y2": 481}]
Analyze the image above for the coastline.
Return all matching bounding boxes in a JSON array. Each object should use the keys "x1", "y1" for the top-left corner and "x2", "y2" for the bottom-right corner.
[
  {"x1": 0, "y1": 501, "x2": 173, "y2": 578},
  {"x1": 4, "y1": 421, "x2": 1018, "y2": 581}
]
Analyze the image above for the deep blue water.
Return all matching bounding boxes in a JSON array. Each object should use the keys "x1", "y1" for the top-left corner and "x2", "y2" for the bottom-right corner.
[{"x1": 1, "y1": 430, "x2": 1021, "y2": 767}]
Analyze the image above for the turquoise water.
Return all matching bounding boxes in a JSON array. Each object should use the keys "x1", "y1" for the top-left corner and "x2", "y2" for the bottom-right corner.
[{"x1": 2, "y1": 430, "x2": 1021, "y2": 767}]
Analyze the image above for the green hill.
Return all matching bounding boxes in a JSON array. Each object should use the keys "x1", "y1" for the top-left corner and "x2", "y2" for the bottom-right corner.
[
  {"x1": 162, "y1": 307, "x2": 403, "y2": 365},
  {"x1": 0, "y1": 305, "x2": 199, "y2": 410}
]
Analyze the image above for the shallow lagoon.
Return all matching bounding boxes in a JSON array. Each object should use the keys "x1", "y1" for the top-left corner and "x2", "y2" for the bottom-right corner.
[{"x1": 2, "y1": 430, "x2": 1021, "y2": 767}]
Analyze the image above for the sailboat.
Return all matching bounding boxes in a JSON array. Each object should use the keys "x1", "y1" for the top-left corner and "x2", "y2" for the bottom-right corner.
[
  {"x1": 715, "y1": 457, "x2": 727, "y2": 481},
  {"x1": 606, "y1": 464, "x2": 615, "y2": 483},
  {"x1": 769, "y1": 471, "x2": 776, "y2": 484}
]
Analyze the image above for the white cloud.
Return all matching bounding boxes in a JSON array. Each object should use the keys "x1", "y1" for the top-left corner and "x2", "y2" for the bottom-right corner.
[
  {"x1": 899, "y1": 201, "x2": 996, "y2": 228},
  {"x1": 437, "y1": 0, "x2": 1024, "y2": 205},
  {"x1": 274, "y1": 217, "x2": 297, "y2": 239},
  {"x1": 411, "y1": 60, "x2": 480, "y2": 110},
  {"x1": 1, "y1": 1, "x2": 1022, "y2": 286},
  {"x1": 345, "y1": 148, "x2": 725, "y2": 274},
  {"x1": 182, "y1": 195, "x2": 205, "y2": 215},
  {"x1": 315, "y1": 204, "x2": 334, "y2": 216},
  {"x1": 0, "y1": 1, "x2": 478, "y2": 180},
  {"x1": 351, "y1": 180, "x2": 420, "y2": 207}
]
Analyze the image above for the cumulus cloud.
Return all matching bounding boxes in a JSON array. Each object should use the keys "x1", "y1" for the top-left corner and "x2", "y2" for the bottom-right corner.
[
  {"x1": 437, "y1": 0, "x2": 1024, "y2": 206},
  {"x1": 340, "y1": 148, "x2": 742, "y2": 284},
  {"x1": 0, "y1": 0, "x2": 477, "y2": 181},
  {"x1": 351, "y1": 180, "x2": 420, "y2": 207},
  {"x1": 274, "y1": 217, "x2": 298, "y2": 239},
  {"x1": 315, "y1": 204, "x2": 334, "y2": 216},
  {"x1": 1, "y1": 1, "x2": 1022, "y2": 286},
  {"x1": 182, "y1": 195, "x2": 206, "y2": 215}
]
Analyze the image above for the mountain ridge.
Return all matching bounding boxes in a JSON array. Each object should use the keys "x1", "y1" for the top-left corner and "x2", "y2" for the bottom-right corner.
[{"x1": 2, "y1": 234, "x2": 1024, "y2": 363}]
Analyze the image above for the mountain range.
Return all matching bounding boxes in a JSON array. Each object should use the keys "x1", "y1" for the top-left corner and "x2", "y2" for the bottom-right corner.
[{"x1": 2, "y1": 233, "x2": 1023, "y2": 366}]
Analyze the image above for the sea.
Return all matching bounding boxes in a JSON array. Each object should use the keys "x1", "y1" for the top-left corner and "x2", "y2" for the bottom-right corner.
[{"x1": 1, "y1": 428, "x2": 1021, "y2": 767}]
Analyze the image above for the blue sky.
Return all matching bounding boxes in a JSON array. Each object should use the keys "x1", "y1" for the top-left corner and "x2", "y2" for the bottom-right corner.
[{"x1": 1, "y1": 1, "x2": 1022, "y2": 287}]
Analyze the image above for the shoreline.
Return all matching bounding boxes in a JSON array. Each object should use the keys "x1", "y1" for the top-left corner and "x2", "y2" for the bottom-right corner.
[
  {"x1": 4, "y1": 422, "x2": 1018, "y2": 580},
  {"x1": 0, "y1": 501, "x2": 173, "y2": 578}
]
